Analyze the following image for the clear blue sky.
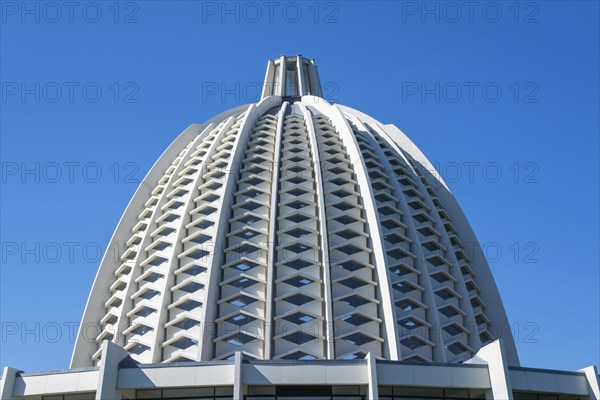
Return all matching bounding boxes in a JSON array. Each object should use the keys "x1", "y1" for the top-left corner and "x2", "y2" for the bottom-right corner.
[{"x1": 1, "y1": 1, "x2": 598, "y2": 372}]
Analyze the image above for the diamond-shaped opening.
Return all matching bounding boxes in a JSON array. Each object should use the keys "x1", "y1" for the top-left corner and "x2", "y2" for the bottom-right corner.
[
  {"x1": 288, "y1": 176, "x2": 307, "y2": 184},
  {"x1": 190, "y1": 234, "x2": 211, "y2": 245},
  {"x1": 447, "y1": 342, "x2": 468, "y2": 356},
  {"x1": 195, "y1": 220, "x2": 214, "y2": 229},
  {"x1": 285, "y1": 243, "x2": 312, "y2": 254},
  {"x1": 152, "y1": 241, "x2": 171, "y2": 251},
  {"x1": 286, "y1": 164, "x2": 304, "y2": 173},
  {"x1": 245, "y1": 177, "x2": 263, "y2": 186},
  {"x1": 283, "y1": 331, "x2": 316, "y2": 345},
  {"x1": 284, "y1": 259, "x2": 312, "y2": 270},
  {"x1": 338, "y1": 260, "x2": 365, "y2": 272},
  {"x1": 180, "y1": 282, "x2": 204, "y2": 293},
  {"x1": 198, "y1": 206, "x2": 217, "y2": 216},
  {"x1": 329, "y1": 177, "x2": 348, "y2": 186},
  {"x1": 236, "y1": 230, "x2": 260, "y2": 240},
  {"x1": 432, "y1": 272, "x2": 450, "y2": 284},
  {"x1": 341, "y1": 314, "x2": 371, "y2": 326},
  {"x1": 381, "y1": 219, "x2": 403, "y2": 230},
  {"x1": 156, "y1": 226, "x2": 176, "y2": 236},
  {"x1": 131, "y1": 325, "x2": 152, "y2": 336},
  {"x1": 334, "y1": 229, "x2": 358, "y2": 240},
  {"x1": 232, "y1": 261, "x2": 259, "y2": 272},
  {"x1": 171, "y1": 337, "x2": 198, "y2": 350},
  {"x1": 143, "y1": 273, "x2": 163, "y2": 283},
  {"x1": 177, "y1": 300, "x2": 202, "y2": 311},
  {"x1": 185, "y1": 247, "x2": 211, "y2": 261},
  {"x1": 399, "y1": 318, "x2": 423, "y2": 330},
  {"x1": 163, "y1": 213, "x2": 179, "y2": 223},
  {"x1": 147, "y1": 256, "x2": 167, "y2": 267},
  {"x1": 396, "y1": 299, "x2": 419, "y2": 312},
  {"x1": 284, "y1": 293, "x2": 313, "y2": 306},
  {"x1": 245, "y1": 166, "x2": 265, "y2": 176},
  {"x1": 332, "y1": 202, "x2": 353, "y2": 211},
  {"x1": 183, "y1": 265, "x2": 207, "y2": 276},
  {"x1": 240, "y1": 201, "x2": 262, "y2": 212},
  {"x1": 205, "y1": 182, "x2": 222, "y2": 190},
  {"x1": 136, "y1": 307, "x2": 156, "y2": 317},
  {"x1": 286, "y1": 213, "x2": 310, "y2": 223},
  {"x1": 343, "y1": 333, "x2": 375, "y2": 346},
  {"x1": 202, "y1": 193, "x2": 220, "y2": 202},
  {"x1": 226, "y1": 314, "x2": 257, "y2": 326},
  {"x1": 392, "y1": 281, "x2": 417, "y2": 294},
  {"x1": 285, "y1": 227, "x2": 311, "y2": 238},
  {"x1": 130, "y1": 344, "x2": 149, "y2": 355},
  {"x1": 440, "y1": 306, "x2": 460, "y2": 318},
  {"x1": 339, "y1": 277, "x2": 368, "y2": 289},
  {"x1": 174, "y1": 319, "x2": 199, "y2": 330},
  {"x1": 331, "y1": 189, "x2": 352, "y2": 198},
  {"x1": 232, "y1": 243, "x2": 261, "y2": 257},
  {"x1": 342, "y1": 352, "x2": 367, "y2": 360},
  {"x1": 371, "y1": 182, "x2": 387, "y2": 191},
  {"x1": 283, "y1": 312, "x2": 315, "y2": 325},
  {"x1": 287, "y1": 200, "x2": 309, "y2": 210},
  {"x1": 442, "y1": 324, "x2": 463, "y2": 337},
  {"x1": 390, "y1": 265, "x2": 412, "y2": 277},
  {"x1": 225, "y1": 333, "x2": 256, "y2": 346},
  {"x1": 435, "y1": 288, "x2": 454, "y2": 301},
  {"x1": 139, "y1": 289, "x2": 160, "y2": 300},
  {"x1": 336, "y1": 244, "x2": 362, "y2": 256},
  {"x1": 282, "y1": 351, "x2": 317, "y2": 360},
  {"x1": 284, "y1": 276, "x2": 314, "y2": 287},
  {"x1": 228, "y1": 295, "x2": 257, "y2": 307},
  {"x1": 241, "y1": 189, "x2": 262, "y2": 199},
  {"x1": 480, "y1": 331, "x2": 494, "y2": 344},
  {"x1": 387, "y1": 248, "x2": 411, "y2": 261},
  {"x1": 287, "y1": 188, "x2": 308, "y2": 196},
  {"x1": 383, "y1": 233, "x2": 406, "y2": 245},
  {"x1": 229, "y1": 277, "x2": 258, "y2": 289},
  {"x1": 378, "y1": 205, "x2": 397, "y2": 216},
  {"x1": 375, "y1": 193, "x2": 395, "y2": 203},
  {"x1": 334, "y1": 215, "x2": 357, "y2": 225},
  {"x1": 288, "y1": 155, "x2": 304, "y2": 163},
  {"x1": 238, "y1": 214, "x2": 260, "y2": 224},
  {"x1": 427, "y1": 256, "x2": 446, "y2": 267},
  {"x1": 400, "y1": 336, "x2": 426, "y2": 350},
  {"x1": 339, "y1": 295, "x2": 370, "y2": 307}
]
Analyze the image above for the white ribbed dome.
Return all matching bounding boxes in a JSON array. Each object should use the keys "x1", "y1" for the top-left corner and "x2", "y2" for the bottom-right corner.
[{"x1": 72, "y1": 56, "x2": 518, "y2": 367}]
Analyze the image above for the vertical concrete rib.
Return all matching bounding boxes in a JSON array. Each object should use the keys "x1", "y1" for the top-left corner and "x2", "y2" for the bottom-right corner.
[
  {"x1": 306, "y1": 97, "x2": 400, "y2": 360},
  {"x1": 300, "y1": 103, "x2": 336, "y2": 359},
  {"x1": 351, "y1": 117, "x2": 439, "y2": 360},
  {"x1": 148, "y1": 119, "x2": 238, "y2": 363},
  {"x1": 264, "y1": 102, "x2": 288, "y2": 359},
  {"x1": 154, "y1": 117, "x2": 236, "y2": 362},
  {"x1": 365, "y1": 121, "x2": 447, "y2": 362},
  {"x1": 204, "y1": 97, "x2": 283, "y2": 360},
  {"x1": 114, "y1": 123, "x2": 216, "y2": 353}
]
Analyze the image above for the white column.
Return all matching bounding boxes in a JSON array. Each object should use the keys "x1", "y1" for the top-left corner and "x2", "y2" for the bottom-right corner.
[
  {"x1": 233, "y1": 351, "x2": 243, "y2": 400},
  {"x1": 96, "y1": 340, "x2": 130, "y2": 400},
  {"x1": 474, "y1": 339, "x2": 513, "y2": 400},
  {"x1": 301, "y1": 103, "x2": 336, "y2": 359},
  {"x1": 578, "y1": 366, "x2": 600, "y2": 400},
  {"x1": 264, "y1": 102, "x2": 288, "y2": 359},
  {"x1": 366, "y1": 352, "x2": 379, "y2": 400},
  {"x1": 0, "y1": 367, "x2": 19, "y2": 400}
]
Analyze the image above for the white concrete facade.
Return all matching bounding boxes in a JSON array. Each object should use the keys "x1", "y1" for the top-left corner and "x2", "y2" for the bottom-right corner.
[{"x1": 3, "y1": 56, "x2": 596, "y2": 399}]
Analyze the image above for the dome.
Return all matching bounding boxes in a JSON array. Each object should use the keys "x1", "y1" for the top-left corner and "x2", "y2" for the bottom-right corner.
[{"x1": 71, "y1": 56, "x2": 519, "y2": 368}]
